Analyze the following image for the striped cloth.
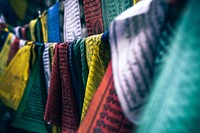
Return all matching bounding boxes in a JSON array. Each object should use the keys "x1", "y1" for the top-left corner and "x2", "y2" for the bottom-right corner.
[
  {"x1": 43, "y1": 43, "x2": 51, "y2": 93},
  {"x1": 63, "y1": 0, "x2": 82, "y2": 42},
  {"x1": 78, "y1": 62, "x2": 134, "y2": 133},
  {"x1": 12, "y1": 44, "x2": 48, "y2": 133},
  {"x1": 109, "y1": 0, "x2": 169, "y2": 124},
  {"x1": 83, "y1": 0, "x2": 104, "y2": 36},
  {"x1": 137, "y1": 1, "x2": 200, "y2": 132}
]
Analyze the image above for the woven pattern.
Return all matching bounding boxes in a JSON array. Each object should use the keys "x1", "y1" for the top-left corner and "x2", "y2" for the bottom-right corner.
[
  {"x1": 0, "y1": 33, "x2": 12, "y2": 76},
  {"x1": 83, "y1": 0, "x2": 104, "y2": 36},
  {"x1": 137, "y1": 1, "x2": 200, "y2": 133},
  {"x1": 47, "y1": 2, "x2": 61, "y2": 42},
  {"x1": 0, "y1": 42, "x2": 34, "y2": 110},
  {"x1": 101, "y1": 0, "x2": 132, "y2": 31},
  {"x1": 109, "y1": 0, "x2": 168, "y2": 124},
  {"x1": 78, "y1": 62, "x2": 134, "y2": 133},
  {"x1": 43, "y1": 43, "x2": 51, "y2": 92},
  {"x1": 63, "y1": 0, "x2": 82, "y2": 42},
  {"x1": 12, "y1": 44, "x2": 48, "y2": 133},
  {"x1": 81, "y1": 34, "x2": 110, "y2": 121}
]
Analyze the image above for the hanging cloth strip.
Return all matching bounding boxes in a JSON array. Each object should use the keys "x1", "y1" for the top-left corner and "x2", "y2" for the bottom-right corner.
[
  {"x1": 12, "y1": 44, "x2": 49, "y2": 133},
  {"x1": 78, "y1": 62, "x2": 134, "y2": 133},
  {"x1": 0, "y1": 32, "x2": 14, "y2": 76},
  {"x1": 7, "y1": 37, "x2": 20, "y2": 65},
  {"x1": 40, "y1": 11, "x2": 48, "y2": 43},
  {"x1": 101, "y1": 0, "x2": 132, "y2": 31},
  {"x1": 81, "y1": 33, "x2": 110, "y2": 121},
  {"x1": 43, "y1": 43, "x2": 51, "y2": 93},
  {"x1": 109, "y1": 0, "x2": 169, "y2": 124},
  {"x1": 137, "y1": 1, "x2": 200, "y2": 132},
  {"x1": 47, "y1": 2, "x2": 61, "y2": 42},
  {"x1": 83, "y1": 0, "x2": 104, "y2": 36},
  {"x1": 0, "y1": 41, "x2": 34, "y2": 110},
  {"x1": 58, "y1": 42, "x2": 78, "y2": 132},
  {"x1": 63, "y1": 0, "x2": 82, "y2": 42},
  {"x1": 35, "y1": 18, "x2": 44, "y2": 43},
  {"x1": 29, "y1": 19, "x2": 37, "y2": 42},
  {"x1": 45, "y1": 43, "x2": 78, "y2": 132}
]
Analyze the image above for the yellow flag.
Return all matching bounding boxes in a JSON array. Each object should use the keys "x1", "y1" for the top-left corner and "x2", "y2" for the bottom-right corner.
[
  {"x1": 81, "y1": 34, "x2": 110, "y2": 121},
  {"x1": 0, "y1": 33, "x2": 13, "y2": 76},
  {"x1": 0, "y1": 43, "x2": 35, "y2": 110},
  {"x1": 29, "y1": 19, "x2": 37, "y2": 42},
  {"x1": 40, "y1": 11, "x2": 48, "y2": 43}
]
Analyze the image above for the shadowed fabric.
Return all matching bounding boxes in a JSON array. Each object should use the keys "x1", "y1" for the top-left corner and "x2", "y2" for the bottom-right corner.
[
  {"x1": 43, "y1": 43, "x2": 51, "y2": 93},
  {"x1": 0, "y1": 42, "x2": 34, "y2": 110},
  {"x1": 44, "y1": 45, "x2": 62, "y2": 126},
  {"x1": 78, "y1": 62, "x2": 134, "y2": 133},
  {"x1": 58, "y1": 43, "x2": 78, "y2": 132},
  {"x1": 40, "y1": 12, "x2": 48, "y2": 43},
  {"x1": 0, "y1": 31, "x2": 9, "y2": 53},
  {"x1": 63, "y1": 0, "x2": 82, "y2": 42},
  {"x1": 12, "y1": 44, "x2": 48, "y2": 133},
  {"x1": 83, "y1": 0, "x2": 104, "y2": 36},
  {"x1": 137, "y1": 1, "x2": 200, "y2": 133},
  {"x1": 101, "y1": 0, "x2": 132, "y2": 31},
  {"x1": 109, "y1": 0, "x2": 171, "y2": 124},
  {"x1": 29, "y1": 19, "x2": 37, "y2": 42},
  {"x1": 79, "y1": 39, "x2": 88, "y2": 90},
  {"x1": 7, "y1": 36, "x2": 20, "y2": 65},
  {"x1": 47, "y1": 2, "x2": 61, "y2": 42},
  {"x1": 0, "y1": 33, "x2": 13, "y2": 77},
  {"x1": 81, "y1": 34, "x2": 110, "y2": 121},
  {"x1": 35, "y1": 18, "x2": 44, "y2": 43},
  {"x1": 71, "y1": 39, "x2": 87, "y2": 123}
]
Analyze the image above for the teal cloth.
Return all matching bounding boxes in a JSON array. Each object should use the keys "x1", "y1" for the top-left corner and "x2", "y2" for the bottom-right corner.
[
  {"x1": 137, "y1": 1, "x2": 200, "y2": 133},
  {"x1": 12, "y1": 44, "x2": 49, "y2": 133}
]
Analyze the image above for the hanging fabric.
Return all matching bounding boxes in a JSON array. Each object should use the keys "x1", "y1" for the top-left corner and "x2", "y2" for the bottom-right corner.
[
  {"x1": 78, "y1": 62, "x2": 134, "y2": 133},
  {"x1": 47, "y1": 2, "x2": 61, "y2": 42},
  {"x1": 81, "y1": 33, "x2": 110, "y2": 121},
  {"x1": 0, "y1": 32, "x2": 13, "y2": 76},
  {"x1": 12, "y1": 44, "x2": 49, "y2": 133},
  {"x1": 63, "y1": 0, "x2": 82, "y2": 42},
  {"x1": 44, "y1": 43, "x2": 78, "y2": 132},
  {"x1": 109, "y1": 0, "x2": 168, "y2": 124},
  {"x1": 83, "y1": 0, "x2": 104, "y2": 36},
  {"x1": 0, "y1": 41, "x2": 34, "y2": 110},
  {"x1": 101, "y1": 0, "x2": 133, "y2": 31},
  {"x1": 40, "y1": 11, "x2": 48, "y2": 43},
  {"x1": 137, "y1": 0, "x2": 200, "y2": 132}
]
